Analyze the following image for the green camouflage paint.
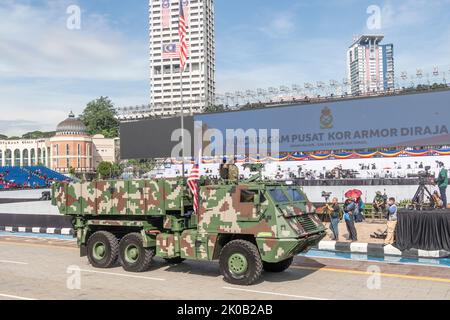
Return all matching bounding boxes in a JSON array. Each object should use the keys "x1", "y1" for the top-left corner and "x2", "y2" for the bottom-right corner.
[{"x1": 52, "y1": 179, "x2": 326, "y2": 264}]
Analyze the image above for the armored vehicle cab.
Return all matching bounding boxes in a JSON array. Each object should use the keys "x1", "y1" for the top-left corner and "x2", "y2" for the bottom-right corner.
[{"x1": 53, "y1": 177, "x2": 326, "y2": 285}]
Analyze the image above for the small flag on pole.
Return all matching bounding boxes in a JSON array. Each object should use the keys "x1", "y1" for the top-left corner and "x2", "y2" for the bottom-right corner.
[
  {"x1": 178, "y1": 1, "x2": 188, "y2": 71},
  {"x1": 187, "y1": 163, "x2": 200, "y2": 214},
  {"x1": 162, "y1": 0, "x2": 171, "y2": 29}
]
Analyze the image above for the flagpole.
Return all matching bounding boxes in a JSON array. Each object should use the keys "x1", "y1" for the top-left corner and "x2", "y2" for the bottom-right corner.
[{"x1": 180, "y1": 68, "x2": 185, "y2": 179}]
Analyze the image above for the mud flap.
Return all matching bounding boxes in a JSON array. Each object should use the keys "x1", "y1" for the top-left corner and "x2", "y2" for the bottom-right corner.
[{"x1": 80, "y1": 244, "x2": 87, "y2": 257}]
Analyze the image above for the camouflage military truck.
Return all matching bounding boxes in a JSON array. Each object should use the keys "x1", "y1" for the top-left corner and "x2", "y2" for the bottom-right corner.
[{"x1": 52, "y1": 178, "x2": 326, "y2": 285}]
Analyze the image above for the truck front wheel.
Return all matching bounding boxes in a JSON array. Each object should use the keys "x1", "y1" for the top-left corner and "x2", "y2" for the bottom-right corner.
[
  {"x1": 263, "y1": 257, "x2": 294, "y2": 273},
  {"x1": 219, "y1": 240, "x2": 263, "y2": 286},
  {"x1": 119, "y1": 233, "x2": 154, "y2": 272},
  {"x1": 87, "y1": 231, "x2": 119, "y2": 268}
]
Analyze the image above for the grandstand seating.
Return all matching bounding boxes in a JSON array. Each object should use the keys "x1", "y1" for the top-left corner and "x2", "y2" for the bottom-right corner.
[{"x1": 0, "y1": 166, "x2": 70, "y2": 190}]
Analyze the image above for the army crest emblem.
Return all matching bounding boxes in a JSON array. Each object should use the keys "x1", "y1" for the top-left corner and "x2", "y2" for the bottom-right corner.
[{"x1": 320, "y1": 107, "x2": 333, "y2": 129}]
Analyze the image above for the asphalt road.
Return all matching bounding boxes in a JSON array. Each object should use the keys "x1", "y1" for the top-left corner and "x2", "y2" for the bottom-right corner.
[{"x1": 0, "y1": 236, "x2": 450, "y2": 300}]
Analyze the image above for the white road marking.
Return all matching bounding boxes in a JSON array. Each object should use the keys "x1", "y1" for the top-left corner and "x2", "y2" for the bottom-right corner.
[
  {"x1": 0, "y1": 259, "x2": 28, "y2": 265},
  {"x1": 79, "y1": 269, "x2": 165, "y2": 281},
  {"x1": 222, "y1": 286, "x2": 328, "y2": 300},
  {"x1": 0, "y1": 293, "x2": 36, "y2": 300}
]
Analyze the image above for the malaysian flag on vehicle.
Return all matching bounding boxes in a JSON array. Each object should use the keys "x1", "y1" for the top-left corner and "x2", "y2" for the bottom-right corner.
[
  {"x1": 162, "y1": 0, "x2": 171, "y2": 29},
  {"x1": 187, "y1": 163, "x2": 200, "y2": 214}
]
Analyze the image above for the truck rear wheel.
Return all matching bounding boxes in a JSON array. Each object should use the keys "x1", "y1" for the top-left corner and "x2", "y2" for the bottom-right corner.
[
  {"x1": 263, "y1": 257, "x2": 293, "y2": 273},
  {"x1": 119, "y1": 233, "x2": 154, "y2": 273},
  {"x1": 219, "y1": 239, "x2": 262, "y2": 286},
  {"x1": 87, "y1": 231, "x2": 119, "y2": 268}
]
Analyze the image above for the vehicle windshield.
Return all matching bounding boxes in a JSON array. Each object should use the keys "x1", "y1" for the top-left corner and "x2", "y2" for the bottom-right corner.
[
  {"x1": 269, "y1": 188, "x2": 290, "y2": 203},
  {"x1": 287, "y1": 188, "x2": 306, "y2": 202}
]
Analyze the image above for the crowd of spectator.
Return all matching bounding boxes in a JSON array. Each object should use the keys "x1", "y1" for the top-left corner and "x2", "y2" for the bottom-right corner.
[{"x1": 0, "y1": 167, "x2": 70, "y2": 191}]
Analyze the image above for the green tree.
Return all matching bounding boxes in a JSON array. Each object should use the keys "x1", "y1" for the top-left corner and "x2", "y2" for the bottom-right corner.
[
  {"x1": 127, "y1": 159, "x2": 157, "y2": 177},
  {"x1": 0, "y1": 134, "x2": 8, "y2": 140},
  {"x1": 80, "y1": 96, "x2": 119, "y2": 138},
  {"x1": 203, "y1": 104, "x2": 230, "y2": 114},
  {"x1": 22, "y1": 131, "x2": 56, "y2": 139},
  {"x1": 97, "y1": 161, "x2": 122, "y2": 179},
  {"x1": 97, "y1": 161, "x2": 113, "y2": 179},
  {"x1": 69, "y1": 167, "x2": 76, "y2": 176}
]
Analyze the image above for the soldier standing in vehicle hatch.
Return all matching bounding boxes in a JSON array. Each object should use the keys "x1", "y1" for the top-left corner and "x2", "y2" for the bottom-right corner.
[
  {"x1": 227, "y1": 157, "x2": 239, "y2": 183},
  {"x1": 219, "y1": 158, "x2": 228, "y2": 180}
]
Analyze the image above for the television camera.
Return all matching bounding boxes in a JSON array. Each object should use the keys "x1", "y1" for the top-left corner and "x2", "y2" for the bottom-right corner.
[{"x1": 407, "y1": 166, "x2": 437, "y2": 210}]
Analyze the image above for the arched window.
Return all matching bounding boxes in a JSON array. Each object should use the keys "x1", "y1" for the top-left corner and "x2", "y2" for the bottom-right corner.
[
  {"x1": 14, "y1": 149, "x2": 21, "y2": 167},
  {"x1": 30, "y1": 149, "x2": 36, "y2": 166},
  {"x1": 22, "y1": 149, "x2": 29, "y2": 166},
  {"x1": 5, "y1": 149, "x2": 12, "y2": 166},
  {"x1": 37, "y1": 148, "x2": 42, "y2": 165}
]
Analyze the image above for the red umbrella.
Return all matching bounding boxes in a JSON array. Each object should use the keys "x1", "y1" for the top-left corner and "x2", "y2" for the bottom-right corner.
[{"x1": 345, "y1": 189, "x2": 362, "y2": 199}]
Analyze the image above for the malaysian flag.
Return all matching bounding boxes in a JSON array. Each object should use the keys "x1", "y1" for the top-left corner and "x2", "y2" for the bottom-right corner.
[
  {"x1": 187, "y1": 163, "x2": 200, "y2": 214},
  {"x1": 162, "y1": 43, "x2": 190, "y2": 59},
  {"x1": 162, "y1": 43, "x2": 178, "y2": 58},
  {"x1": 162, "y1": 0, "x2": 171, "y2": 29},
  {"x1": 178, "y1": 1, "x2": 188, "y2": 71}
]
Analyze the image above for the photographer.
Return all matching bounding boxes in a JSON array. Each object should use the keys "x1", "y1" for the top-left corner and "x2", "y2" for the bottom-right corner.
[
  {"x1": 436, "y1": 162, "x2": 448, "y2": 209},
  {"x1": 384, "y1": 197, "x2": 398, "y2": 246},
  {"x1": 325, "y1": 197, "x2": 341, "y2": 241}
]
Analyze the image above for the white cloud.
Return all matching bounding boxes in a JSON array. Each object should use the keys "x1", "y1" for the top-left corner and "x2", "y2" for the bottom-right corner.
[
  {"x1": 0, "y1": 0, "x2": 149, "y2": 136},
  {"x1": 259, "y1": 12, "x2": 296, "y2": 38},
  {"x1": 379, "y1": 0, "x2": 450, "y2": 30},
  {"x1": 0, "y1": 0, "x2": 147, "y2": 81}
]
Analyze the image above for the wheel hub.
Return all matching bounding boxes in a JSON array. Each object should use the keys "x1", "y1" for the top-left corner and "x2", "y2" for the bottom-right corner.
[
  {"x1": 92, "y1": 242, "x2": 106, "y2": 260},
  {"x1": 125, "y1": 244, "x2": 140, "y2": 263},
  {"x1": 228, "y1": 253, "x2": 248, "y2": 276}
]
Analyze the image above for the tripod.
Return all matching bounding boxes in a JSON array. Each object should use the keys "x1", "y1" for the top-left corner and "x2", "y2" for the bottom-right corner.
[{"x1": 411, "y1": 180, "x2": 435, "y2": 210}]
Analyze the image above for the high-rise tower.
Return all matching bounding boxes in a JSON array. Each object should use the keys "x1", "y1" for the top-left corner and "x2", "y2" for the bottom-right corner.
[
  {"x1": 347, "y1": 35, "x2": 394, "y2": 95},
  {"x1": 149, "y1": 0, "x2": 215, "y2": 116}
]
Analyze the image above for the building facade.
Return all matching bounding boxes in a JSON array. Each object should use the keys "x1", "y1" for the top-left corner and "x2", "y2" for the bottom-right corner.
[
  {"x1": 0, "y1": 139, "x2": 50, "y2": 167},
  {"x1": 149, "y1": 0, "x2": 215, "y2": 116},
  {"x1": 0, "y1": 112, "x2": 118, "y2": 174},
  {"x1": 347, "y1": 35, "x2": 394, "y2": 95}
]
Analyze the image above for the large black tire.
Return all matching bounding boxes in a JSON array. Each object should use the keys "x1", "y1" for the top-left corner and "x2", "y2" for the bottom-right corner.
[
  {"x1": 87, "y1": 231, "x2": 119, "y2": 268},
  {"x1": 119, "y1": 233, "x2": 154, "y2": 273},
  {"x1": 219, "y1": 239, "x2": 263, "y2": 286},
  {"x1": 263, "y1": 257, "x2": 293, "y2": 273},
  {"x1": 164, "y1": 257, "x2": 186, "y2": 264}
]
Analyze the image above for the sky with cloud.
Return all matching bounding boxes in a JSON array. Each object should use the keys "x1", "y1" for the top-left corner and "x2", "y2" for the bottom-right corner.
[{"x1": 1, "y1": 0, "x2": 449, "y2": 136}]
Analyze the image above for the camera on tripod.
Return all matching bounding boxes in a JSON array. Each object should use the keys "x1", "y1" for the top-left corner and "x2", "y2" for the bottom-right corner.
[
  {"x1": 407, "y1": 166, "x2": 433, "y2": 182},
  {"x1": 321, "y1": 191, "x2": 332, "y2": 203},
  {"x1": 409, "y1": 166, "x2": 437, "y2": 210}
]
